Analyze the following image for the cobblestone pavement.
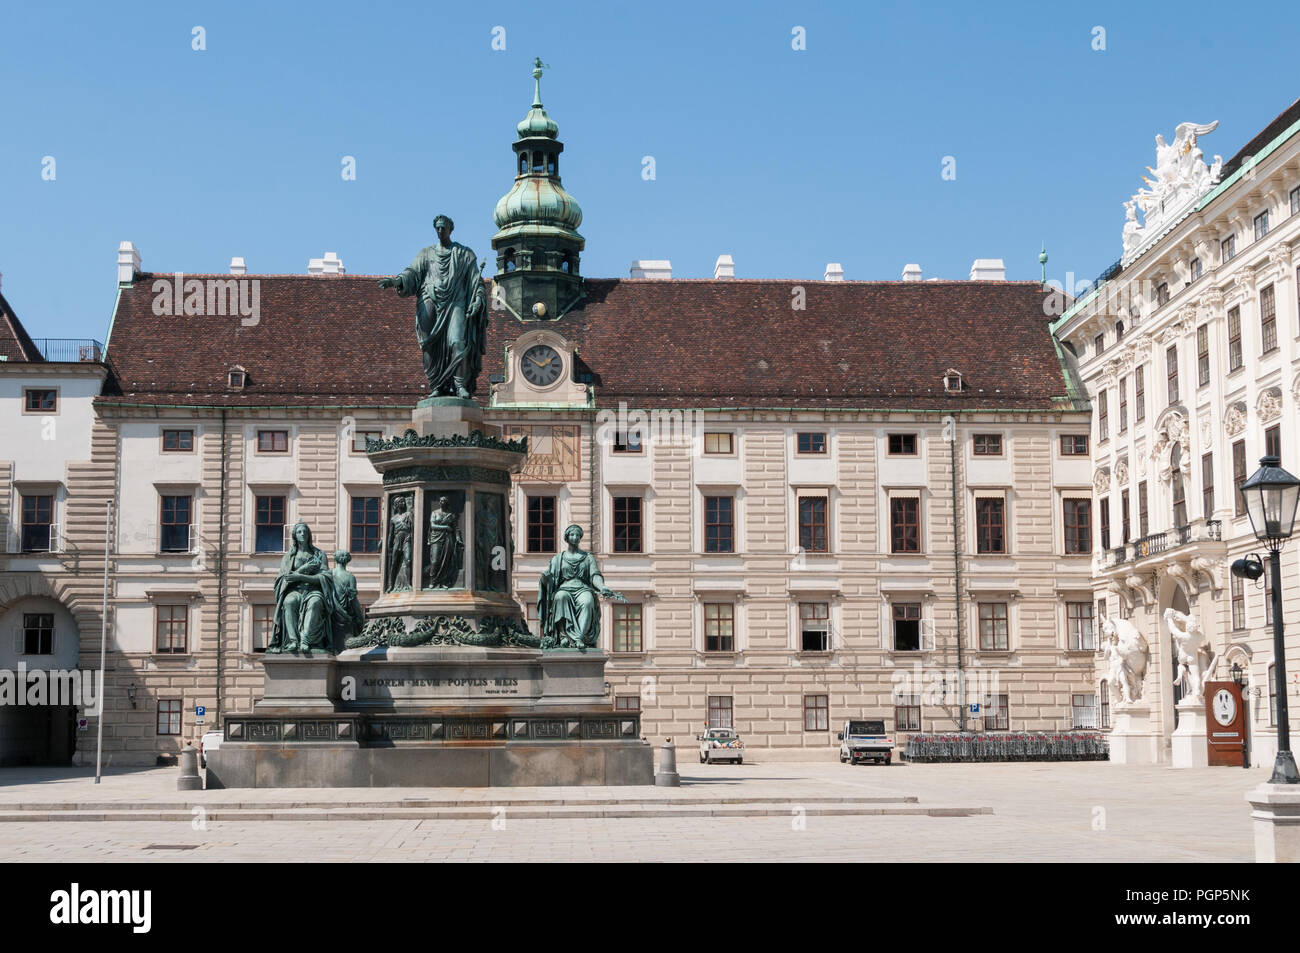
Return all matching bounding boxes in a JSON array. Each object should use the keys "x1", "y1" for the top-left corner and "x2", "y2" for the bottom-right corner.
[{"x1": 0, "y1": 760, "x2": 1270, "y2": 862}]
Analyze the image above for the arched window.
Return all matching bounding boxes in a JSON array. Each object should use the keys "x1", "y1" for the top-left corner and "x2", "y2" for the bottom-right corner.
[
  {"x1": 560, "y1": 255, "x2": 571, "y2": 274},
  {"x1": 504, "y1": 249, "x2": 516, "y2": 273},
  {"x1": 1115, "y1": 321, "x2": 1125, "y2": 342},
  {"x1": 518, "y1": 153, "x2": 528, "y2": 175},
  {"x1": 546, "y1": 153, "x2": 557, "y2": 175},
  {"x1": 532, "y1": 151, "x2": 544, "y2": 173}
]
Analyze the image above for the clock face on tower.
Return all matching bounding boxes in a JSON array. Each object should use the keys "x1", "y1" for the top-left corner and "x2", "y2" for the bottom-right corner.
[
  {"x1": 521, "y1": 344, "x2": 563, "y2": 387},
  {"x1": 1212, "y1": 688, "x2": 1236, "y2": 726}
]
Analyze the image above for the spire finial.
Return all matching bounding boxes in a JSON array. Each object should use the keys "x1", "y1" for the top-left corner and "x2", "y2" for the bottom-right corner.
[
  {"x1": 1038, "y1": 242, "x2": 1048, "y2": 288},
  {"x1": 532, "y1": 57, "x2": 550, "y2": 107}
]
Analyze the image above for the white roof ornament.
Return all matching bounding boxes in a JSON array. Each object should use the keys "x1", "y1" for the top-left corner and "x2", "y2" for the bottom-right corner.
[{"x1": 1121, "y1": 121, "x2": 1222, "y2": 266}]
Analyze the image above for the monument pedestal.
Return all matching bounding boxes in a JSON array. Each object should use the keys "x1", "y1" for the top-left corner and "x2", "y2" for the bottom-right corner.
[
  {"x1": 207, "y1": 399, "x2": 653, "y2": 788},
  {"x1": 1246, "y1": 782, "x2": 1300, "y2": 862},
  {"x1": 1107, "y1": 703, "x2": 1160, "y2": 765},
  {"x1": 1171, "y1": 698, "x2": 1208, "y2": 768}
]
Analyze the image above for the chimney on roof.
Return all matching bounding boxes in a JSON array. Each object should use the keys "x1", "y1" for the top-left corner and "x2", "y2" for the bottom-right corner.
[
  {"x1": 117, "y1": 241, "x2": 141, "y2": 285},
  {"x1": 630, "y1": 260, "x2": 671, "y2": 279},
  {"x1": 901, "y1": 263, "x2": 922, "y2": 282},
  {"x1": 824, "y1": 263, "x2": 844, "y2": 281},
  {"x1": 308, "y1": 252, "x2": 345, "y2": 275},
  {"x1": 713, "y1": 254, "x2": 735, "y2": 280},
  {"x1": 230, "y1": 257, "x2": 247, "y2": 276},
  {"x1": 969, "y1": 258, "x2": 1006, "y2": 281}
]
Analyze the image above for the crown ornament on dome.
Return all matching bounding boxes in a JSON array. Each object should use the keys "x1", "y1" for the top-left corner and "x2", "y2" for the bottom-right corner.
[{"x1": 517, "y1": 57, "x2": 559, "y2": 139}]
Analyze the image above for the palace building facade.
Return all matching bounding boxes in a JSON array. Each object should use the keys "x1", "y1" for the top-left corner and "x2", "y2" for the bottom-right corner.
[
  {"x1": 1055, "y1": 97, "x2": 1300, "y2": 764},
  {"x1": 4, "y1": 74, "x2": 1111, "y2": 765}
]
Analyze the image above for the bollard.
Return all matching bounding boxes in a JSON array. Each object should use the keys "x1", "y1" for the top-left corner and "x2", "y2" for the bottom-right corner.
[
  {"x1": 655, "y1": 737, "x2": 681, "y2": 787},
  {"x1": 177, "y1": 744, "x2": 203, "y2": 791}
]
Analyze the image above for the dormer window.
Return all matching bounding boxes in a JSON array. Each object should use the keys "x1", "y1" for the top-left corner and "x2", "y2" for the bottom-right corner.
[
  {"x1": 943, "y1": 368, "x2": 963, "y2": 393},
  {"x1": 227, "y1": 366, "x2": 247, "y2": 390}
]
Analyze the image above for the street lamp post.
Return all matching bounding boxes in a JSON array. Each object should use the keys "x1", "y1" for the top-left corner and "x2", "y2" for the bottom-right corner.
[{"x1": 1233, "y1": 455, "x2": 1300, "y2": 785}]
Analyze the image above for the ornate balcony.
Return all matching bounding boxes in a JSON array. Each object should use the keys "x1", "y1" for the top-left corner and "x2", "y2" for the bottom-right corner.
[{"x1": 1100, "y1": 519, "x2": 1222, "y2": 569}]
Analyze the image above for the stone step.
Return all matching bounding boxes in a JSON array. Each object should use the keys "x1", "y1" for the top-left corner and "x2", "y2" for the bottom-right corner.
[{"x1": 0, "y1": 802, "x2": 989, "y2": 822}]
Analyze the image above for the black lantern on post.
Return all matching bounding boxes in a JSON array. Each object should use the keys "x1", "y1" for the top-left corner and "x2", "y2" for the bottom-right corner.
[{"x1": 1235, "y1": 456, "x2": 1300, "y2": 783}]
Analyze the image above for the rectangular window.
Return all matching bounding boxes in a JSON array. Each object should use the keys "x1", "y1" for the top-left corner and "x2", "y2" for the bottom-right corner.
[
  {"x1": 1269, "y1": 665, "x2": 1278, "y2": 727},
  {"x1": 1254, "y1": 209, "x2": 1270, "y2": 241},
  {"x1": 155, "y1": 604, "x2": 188, "y2": 653},
  {"x1": 1097, "y1": 390, "x2": 1108, "y2": 441},
  {"x1": 1171, "y1": 472, "x2": 1187, "y2": 529},
  {"x1": 254, "y1": 495, "x2": 286, "y2": 553},
  {"x1": 1100, "y1": 497, "x2": 1112, "y2": 550},
  {"x1": 887, "y1": 433, "x2": 917, "y2": 456},
  {"x1": 1100, "y1": 685, "x2": 1111, "y2": 729},
  {"x1": 1138, "y1": 481, "x2": 1149, "y2": 537},
  {"x1": 159, "y1": 494, "x2": 192, "y2": 553},
  {"x1": 352, "y1": 429, "x2": 382, "y2": 453},
  {"x1": 350, "y1": 496, "x2": 381, "y2": 553},
  {"x1": 796, "y1": 432, "x2": 826, "y2": 454},
  {"x1": 1221, "y1": 234, "x2": 1236, "y2": 262},
  {"x1": 1063, "y1": 499, "x2": 1091, "y2": 554},
  {"x1": 613, "y1": 429, "x2": 643, "y2": 454},
  {"x1": 1196, "y1": 324, "x2": 1210, "y2": 387},
  {"x1": 612, "y1": 603, "x2": 643, "y2": 653},
  {"x1": 1094, "y1": 333, "x2": 1105, "y2": 356},
  {"x1": 256, "y1": 429, "x2": 289, "y2": 453},
  {"x1": 612, "y1": 496, "x2": 643, "y2": 553},
  {"x1": 973, "y1": 433, "x2": 1002, "y2": 456},
  {"x1": 1072, "y1": 694, "x2": 1099, "y2": 729},
  {"x1": 892, "y1": 603, "x2": 921, "y2": 651},
  {"x1": 1190, "y1": 257, "x2": 1202, "y2": 281},
  {"x1": 1118, "y1": 377, "x2": 1128, "y2": 434},
  {"x1": 251, "y1": 604, "x2": 273, "y2": 653},
  {"x1": 1265, "y1": 425, "x2": 1281, "y2": 460},
  {"x1": 1201, "y1": 453, "x2": 1214, "y2": 518},
  {"x1": 707, "y1": 695, "x2": 733, "y2": 729},
  {"x1": 975, "y1": 497, "x2": 1005, "y2": 554},
  {"x1": 23, "y1": 388, "x2": 57, "y2": 412},
  {"x1": 526, "y1": 495, "x2": 557, "y2": 554},
  {"x1": 1231, "y1": 572, "x2": 1246, "y2": 630},
  {"x1": 20, "y1": 494, "x2": 54, "y2": 552},
  {"x1": 1261, "y1": 285, "x2": 1278, "y2": 354},
  {"x1": 1060, "y1": 434, "x2": 1089, "y2": 456},
  {"x1": 985, "y1": 694, "x2": 1009, "y2": 731},
  {"x1": 1232, "y1": 441, "x2": 1247, "y2": 518},
  {"x1": 704, "y1": 603, "x2": 735, "y2": 652},
  {"x1": 799, "y1": 602, "x2": 830, "y2": 652},
  {"x1": 1134, "y1": 366, "x2": 1145, "y2": 422},
  {"x1": 798, "y1": 495, "x2": 828, "y2": 553},
  {"x1": 162, "y1": 429, "x2": 194, "y2": 452},
  {"x1": 1121, "y1": 489, "x2": 1131, "y2": 544},
  {"x1": 1165, "y1": 344, "x2": 1178, "y2": 405},
  {"x1": 1227, "y1": 306, "x2": 1243, "y2": 371},
  {"x1": 1292, "y1": 186, "x2": 1300, "y2": 216},
  {"x1": 1264, "y1": 556, "x2": 1274, "y2": 627},
  {"x1": 803, "y1": 694, "x2": 829, "y2": 731},
  {"x1": 703, "y1": 432, "x2": 733, "y2": 455},
  {"x1": 1155, "y1": 282, "x2": 1170, "y2": 306},
  {"x1": 704, "y1": 496, "x2": 734, "y2": 553},
  {"x1": 157, "y1": 699, "x2": 182, "y2": 736},
  {"x1": 894, "y1": 694, "x2": 921, "y2": 732},
  {"x1": 890, "y1": 497, "x2": 920, "y2": 554},
  {"x1": 614, "y1": 695, "x2": 640, "y2": 713},
  {"x1": 1067, "y1": 601, "x2": 1095, "y2": 651},
  {"x1": 21, "y1": 613, "x2": 54, "y2": 655},
  {"x1": 978, "y1": 602, "x2": 1008, "y2": 651}
]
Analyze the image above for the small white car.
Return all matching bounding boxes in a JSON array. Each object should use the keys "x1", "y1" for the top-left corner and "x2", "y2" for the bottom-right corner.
[
  {"x1": 838, "y1": 719, "x2": 894, "y2": 765},
  {"x1": 199, "y1": 729, "x2": 223, "y2": 768},
  {"x1": 697, "y1": 727, "x2": 745, "y2": 764}
]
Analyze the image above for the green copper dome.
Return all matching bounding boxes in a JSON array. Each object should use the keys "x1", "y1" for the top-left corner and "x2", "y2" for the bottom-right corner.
[{"x1": 493, "y1": 59, "x2": 584, "y2": 243}]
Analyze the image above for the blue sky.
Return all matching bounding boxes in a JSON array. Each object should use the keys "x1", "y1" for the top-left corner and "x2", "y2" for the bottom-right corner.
[{"x1": 1, "y1": 0, "x2": 1297, "y2": 343}]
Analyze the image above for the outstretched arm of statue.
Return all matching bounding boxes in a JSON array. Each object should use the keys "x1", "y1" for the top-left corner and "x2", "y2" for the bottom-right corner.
[{"x1": 379, "y1": 266, "x2": 421, "y2": 296}]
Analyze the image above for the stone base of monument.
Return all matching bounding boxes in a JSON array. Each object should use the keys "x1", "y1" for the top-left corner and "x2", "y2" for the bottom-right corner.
[
  {"x1": 1170, "y1": 698, "x2": 1208, "y2": 768},
  {"x1": 206, "y1": 646, "x2": 653, "y2": 788},
  {"x1": 1107, "y1": 703, "x2": 1161, "y2": 765},
  {"x1": 1246, "y1": 781, "x2": 1300, "y2": 863}
]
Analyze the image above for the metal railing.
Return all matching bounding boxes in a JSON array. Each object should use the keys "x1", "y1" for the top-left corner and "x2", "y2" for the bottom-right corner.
[
  {"x1": 1102, "y1": 519, "x2": 1223, "y2": 568},
  {"x1": 31, "y1": 338, "x2": 103, "y2": 362}
]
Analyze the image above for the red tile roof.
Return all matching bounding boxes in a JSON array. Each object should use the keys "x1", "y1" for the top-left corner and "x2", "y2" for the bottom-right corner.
[{"x1": 99, "y1": 274, "x2": 1079, "y2": 412}]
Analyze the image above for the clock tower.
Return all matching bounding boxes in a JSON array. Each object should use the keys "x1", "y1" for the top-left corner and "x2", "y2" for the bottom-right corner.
[{"x1": 491, "y1": 59, "x2": 585, "y2": 321}]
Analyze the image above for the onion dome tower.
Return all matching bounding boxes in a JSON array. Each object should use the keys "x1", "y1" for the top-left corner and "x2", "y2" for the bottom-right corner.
[{"x1": 491, "y1": 59, "x2": 585, "y2": 320}]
